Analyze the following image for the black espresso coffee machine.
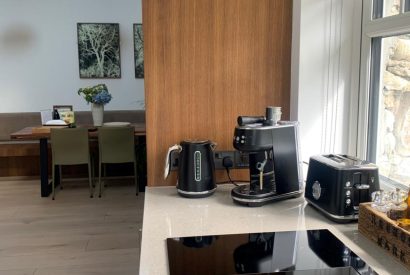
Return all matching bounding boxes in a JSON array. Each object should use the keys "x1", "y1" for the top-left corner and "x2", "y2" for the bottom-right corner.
[{"x1": 232, "y1": 107, "x2": 303, "y2": 206}]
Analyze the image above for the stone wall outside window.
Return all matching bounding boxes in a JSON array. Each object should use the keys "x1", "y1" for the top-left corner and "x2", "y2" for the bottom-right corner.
[{"x1": 378, "y1": 34, "x2": 410, "y2": 185}]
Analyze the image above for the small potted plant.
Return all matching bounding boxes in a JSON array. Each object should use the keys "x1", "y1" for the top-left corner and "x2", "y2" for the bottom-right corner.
[{"x1": 78, "y1": 84, "x2": 112, "y2": 126}]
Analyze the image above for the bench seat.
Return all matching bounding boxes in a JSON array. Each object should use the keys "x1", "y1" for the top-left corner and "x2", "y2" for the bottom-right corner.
[{"x1": 0, "y1": 141, "x2": 39, "y2": 157}]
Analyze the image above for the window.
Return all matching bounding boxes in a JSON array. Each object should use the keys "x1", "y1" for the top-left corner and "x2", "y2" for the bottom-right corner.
[
  {"x1": 368, "y1": 34, "x2": 410, "y2": 187},
  {"x1": 358, "y1": 0, "x2": 410, "y2": 189},
  {"x1": 373, "y1": 0, "x2": 410, "y2": 19}
]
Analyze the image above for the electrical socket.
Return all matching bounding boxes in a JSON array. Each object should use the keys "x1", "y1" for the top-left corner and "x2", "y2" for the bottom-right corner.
[
  {"x1": 214, "y1": 151, "x2": 249, "y2": 170},
  {"x1": 169, "y1": 150, "x2": 179, "y2": 171},
  {"x1": 234, "y1": 151, "x2": 249, "y2": 168},
  {"x1": 167, "y1": 150, "x2": 249, "y2": 171}
]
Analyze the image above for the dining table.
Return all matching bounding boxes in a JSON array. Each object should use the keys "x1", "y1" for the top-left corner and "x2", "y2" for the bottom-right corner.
[{"x1": 10, "y1": 123, "x2": 146, "y2": 197}]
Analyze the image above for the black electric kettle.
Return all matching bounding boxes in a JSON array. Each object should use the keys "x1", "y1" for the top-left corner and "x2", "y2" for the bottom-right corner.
[{"x1": 164, "y1": 140, "x2": 217, "y2": 198}]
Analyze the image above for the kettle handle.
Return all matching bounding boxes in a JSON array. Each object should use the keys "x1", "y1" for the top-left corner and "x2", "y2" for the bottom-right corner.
[
  {"x1": 164, "y1": 144, "x2": 182, "y2": 180},
  {"x1": 210, "y1": 141, "x2": 217, "y2": 151}
]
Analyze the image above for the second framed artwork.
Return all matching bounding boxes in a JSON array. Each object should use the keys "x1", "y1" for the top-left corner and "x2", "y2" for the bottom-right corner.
[
  {"x1": 133, "y1": 24, "x2": 144, "y2": 78},
  {"x1": 77, "y1": 23, "x2": 121, "y2": 78}
]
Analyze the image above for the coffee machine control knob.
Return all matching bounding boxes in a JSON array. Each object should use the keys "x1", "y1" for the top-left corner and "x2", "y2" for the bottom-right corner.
[{"x1": 234, "y1": 135, "x2": 247, "y2": 144}]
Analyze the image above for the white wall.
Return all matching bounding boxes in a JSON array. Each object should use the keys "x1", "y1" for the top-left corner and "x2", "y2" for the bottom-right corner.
[
  {"x1": 0, "y1": 0, "x2": 144, "y2": 113},
  {"x1": 291, "y1": 0, "x2": 362, "y2": 161}
]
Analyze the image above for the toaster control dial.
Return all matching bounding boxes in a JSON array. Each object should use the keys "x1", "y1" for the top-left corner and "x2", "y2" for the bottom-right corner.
[
  {"x1": 312, "y1": 181, "x2": 321, "y2": 200},
  {"x1": 346, "y1": 198, "x2": 351, "y2": 206},
  {"x1": 346, "y1": 190, "x2": 351, "y2": 196}
]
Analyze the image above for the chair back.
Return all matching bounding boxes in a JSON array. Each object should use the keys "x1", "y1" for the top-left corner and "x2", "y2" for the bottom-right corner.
[
  {"x1": 98, "y1": 126, "x2": 135, "y2": 164},
  {"x1": 51, "y1": 128, "x2": 90, "y2": 165}
]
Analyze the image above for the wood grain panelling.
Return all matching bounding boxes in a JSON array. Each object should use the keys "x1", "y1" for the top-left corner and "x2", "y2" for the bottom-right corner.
[{"x1": 143, "y1": 0, "x2": 292, "y2": 186}]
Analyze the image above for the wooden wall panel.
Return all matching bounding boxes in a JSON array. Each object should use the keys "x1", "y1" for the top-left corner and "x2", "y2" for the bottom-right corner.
[{"x1": 143, "y1": 0, "x2": 293, "y2": 186}]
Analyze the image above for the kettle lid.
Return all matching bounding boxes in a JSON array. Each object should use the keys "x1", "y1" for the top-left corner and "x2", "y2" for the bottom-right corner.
[{"x1": 181, "y1": 139, "x2": 213, "y2": 145}]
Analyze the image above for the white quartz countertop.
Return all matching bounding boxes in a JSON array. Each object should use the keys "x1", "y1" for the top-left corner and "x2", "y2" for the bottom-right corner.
[{"x1": 139, "y1": 184, "x2": 409, "y2": 275}]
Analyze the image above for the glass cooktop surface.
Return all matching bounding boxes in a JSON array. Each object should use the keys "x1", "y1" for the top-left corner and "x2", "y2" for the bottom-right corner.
[{"x1": 166, "y1": 229, "x2": 377, "y2": 275}]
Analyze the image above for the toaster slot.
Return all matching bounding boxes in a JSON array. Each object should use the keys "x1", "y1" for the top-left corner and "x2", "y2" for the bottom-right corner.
[{"x1": 325, "y1": 154, "x2": 364, "y2": 166}]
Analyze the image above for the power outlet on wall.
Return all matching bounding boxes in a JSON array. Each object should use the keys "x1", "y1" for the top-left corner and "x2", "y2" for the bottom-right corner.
[
  {"x1": 167, "y1": 150, "x2": 249, "y2": 171},
  {"x1": 214, "y1": 151, "x2": 249, "y2": 170},
  {"x1": 169, "y1": 150, "x2": 179, "y2": 171}
]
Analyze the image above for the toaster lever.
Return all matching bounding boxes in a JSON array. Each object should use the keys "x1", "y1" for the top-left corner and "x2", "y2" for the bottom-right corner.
[
  {"x1": 353, "y1": 183, "x2": 370, "y2": 210},
  {"x1": 354, "y1": 184, "x2": 370, "y2": 189}
]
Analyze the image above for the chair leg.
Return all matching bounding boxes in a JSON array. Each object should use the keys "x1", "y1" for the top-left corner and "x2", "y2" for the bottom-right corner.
[
  {"x1": 59, "y1": 166, "x2": 63, "y2": 190},
  {"x1": 99, "y1": 161, "x2": 102, "y2": 198},
  {"x1": 91, "y1": 155, "x2": 95, "y2": 188},
  {"x1": 52, "y1": 164, "x2": 55, "y2": 200},
  {"x1": 134, "y1": 161, "x2": 139, "y2": 196},
  {"x1": 88, "y1": 162, "x2": 93, "y2": 198},
  {"x1": 103, "y1": 163, "x2": 107, "y2": 187}
]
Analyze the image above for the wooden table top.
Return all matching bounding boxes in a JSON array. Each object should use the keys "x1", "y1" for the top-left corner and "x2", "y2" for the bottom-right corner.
[{"x1": 10, "y1": 123, "x2": 146, "y2": 140}]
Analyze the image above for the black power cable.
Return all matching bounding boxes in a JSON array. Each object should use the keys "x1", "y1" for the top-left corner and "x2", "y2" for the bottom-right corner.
[
  {"x1": 215, "y1": 156, "x2": 249, "y2": 186},
  {"x1": 226, "y1": 167, "x2": 239, "y2": 187}
]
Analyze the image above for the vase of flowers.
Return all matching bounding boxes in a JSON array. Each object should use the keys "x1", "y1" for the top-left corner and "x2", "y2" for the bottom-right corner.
[{"x1": 78, "y1": 84, "x2": 112, "y2": 126}]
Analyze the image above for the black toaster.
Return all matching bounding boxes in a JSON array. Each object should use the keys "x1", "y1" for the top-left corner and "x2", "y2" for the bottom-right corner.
[{"x1": 305, "y1": 154, "x2": 380, "y2": 223}]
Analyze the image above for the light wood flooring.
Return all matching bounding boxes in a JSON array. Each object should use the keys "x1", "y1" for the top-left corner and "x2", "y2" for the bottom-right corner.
[{"x1": 0, "y1": 178, "x2": 144, "y2": 275}]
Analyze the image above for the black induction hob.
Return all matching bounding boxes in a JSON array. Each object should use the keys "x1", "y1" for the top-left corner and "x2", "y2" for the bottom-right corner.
[{"x1": 166, "y1": 229, "x2": 378, "y2": 275}]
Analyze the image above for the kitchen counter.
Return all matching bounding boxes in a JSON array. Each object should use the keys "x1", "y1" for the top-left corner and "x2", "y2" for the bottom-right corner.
[{"x1": 139, "y1": 184, "x2": 409, "y2": 275}]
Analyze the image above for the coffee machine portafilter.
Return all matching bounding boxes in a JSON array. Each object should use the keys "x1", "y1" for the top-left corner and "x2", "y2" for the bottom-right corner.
[{"x1": 231, "y1": 107, "x2": 303, "y2": 206}]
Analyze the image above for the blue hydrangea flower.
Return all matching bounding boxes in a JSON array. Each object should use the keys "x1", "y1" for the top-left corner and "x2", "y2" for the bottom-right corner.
[
  {"x1": 78, "y1": 84, "x2": 113, "y2": 105},
  {"x1": 92, "y1": 90, "x2": 112, "y2": 105}
]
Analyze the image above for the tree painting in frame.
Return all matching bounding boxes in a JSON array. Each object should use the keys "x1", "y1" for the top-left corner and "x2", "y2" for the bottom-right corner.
[
  {"x1": 77, "y1": 23, "x2": 121, "y2": 78},
  {"x1": 133, "y1": 24, "x2": 144, "y2": 78}
]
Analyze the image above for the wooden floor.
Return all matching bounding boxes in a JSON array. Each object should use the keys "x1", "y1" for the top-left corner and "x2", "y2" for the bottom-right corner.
[{"x1": 0, "y1": 178, "x2": 144, "y2": 275}]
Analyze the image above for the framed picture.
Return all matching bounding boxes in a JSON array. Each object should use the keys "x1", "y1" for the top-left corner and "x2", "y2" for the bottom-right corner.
[
  {"x1": 77, "y1": 23, "x2": 121, "y2": 78},
  {"x1": 133, "y1": 23, "x2": 144, "y2": 78},
  {"x1": 53, "y1": 105, "x2": 73, "y2": 112},
  {"x1": 53, "y1": 105, "x2": 74, "y2": 124}
]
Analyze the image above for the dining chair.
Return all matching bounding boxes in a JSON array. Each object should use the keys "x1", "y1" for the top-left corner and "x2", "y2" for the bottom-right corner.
[
  {"x1": 98, "y1": 126, "x2": 138, "y2": 197},
  {"x1": 50, "y1": 128, "x2": 93, "y2": 200}
]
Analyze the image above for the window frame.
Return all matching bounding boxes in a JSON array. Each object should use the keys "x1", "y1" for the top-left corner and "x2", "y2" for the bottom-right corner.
[{"x1": 355, "y1": 0, "x2": 410, "y2": 188}]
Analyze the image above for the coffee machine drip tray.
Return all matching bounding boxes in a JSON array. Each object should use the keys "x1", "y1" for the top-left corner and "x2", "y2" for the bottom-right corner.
[
  {"x1": 231, "y1": 185, "x2": 303, "y2": 207},
  {"x1": 166, "y1": 229, "x2": 378, "y2": 275}
]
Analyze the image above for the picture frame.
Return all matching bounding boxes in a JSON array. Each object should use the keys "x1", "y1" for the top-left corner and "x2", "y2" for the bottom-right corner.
[
  {"x1": 77, "y1": 23, "x2": 121, "y2": 78},
  {"x1": 53, "y1": 105, "x2": 74, "y2": 124},
  {"x1": 133, "y1": 23, "x2": 144, "y2": 78},
  {"x1": 53, "y1": 105, "x2": 73, "y2": 113}
]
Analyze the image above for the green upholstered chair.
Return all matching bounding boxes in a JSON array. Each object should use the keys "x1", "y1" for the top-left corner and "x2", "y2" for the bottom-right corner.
[
  {"x1": 98, "y1": 126, "x2": 138, "y2": 197},
  {"x1": 50, "y1": 128, "x2": 93, "y2": 200}
]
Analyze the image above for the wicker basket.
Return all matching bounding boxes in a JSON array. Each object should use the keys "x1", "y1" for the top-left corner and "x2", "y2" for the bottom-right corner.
[{"x1": 358, "y1": 203, "x2": 410, "y2": 270}]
